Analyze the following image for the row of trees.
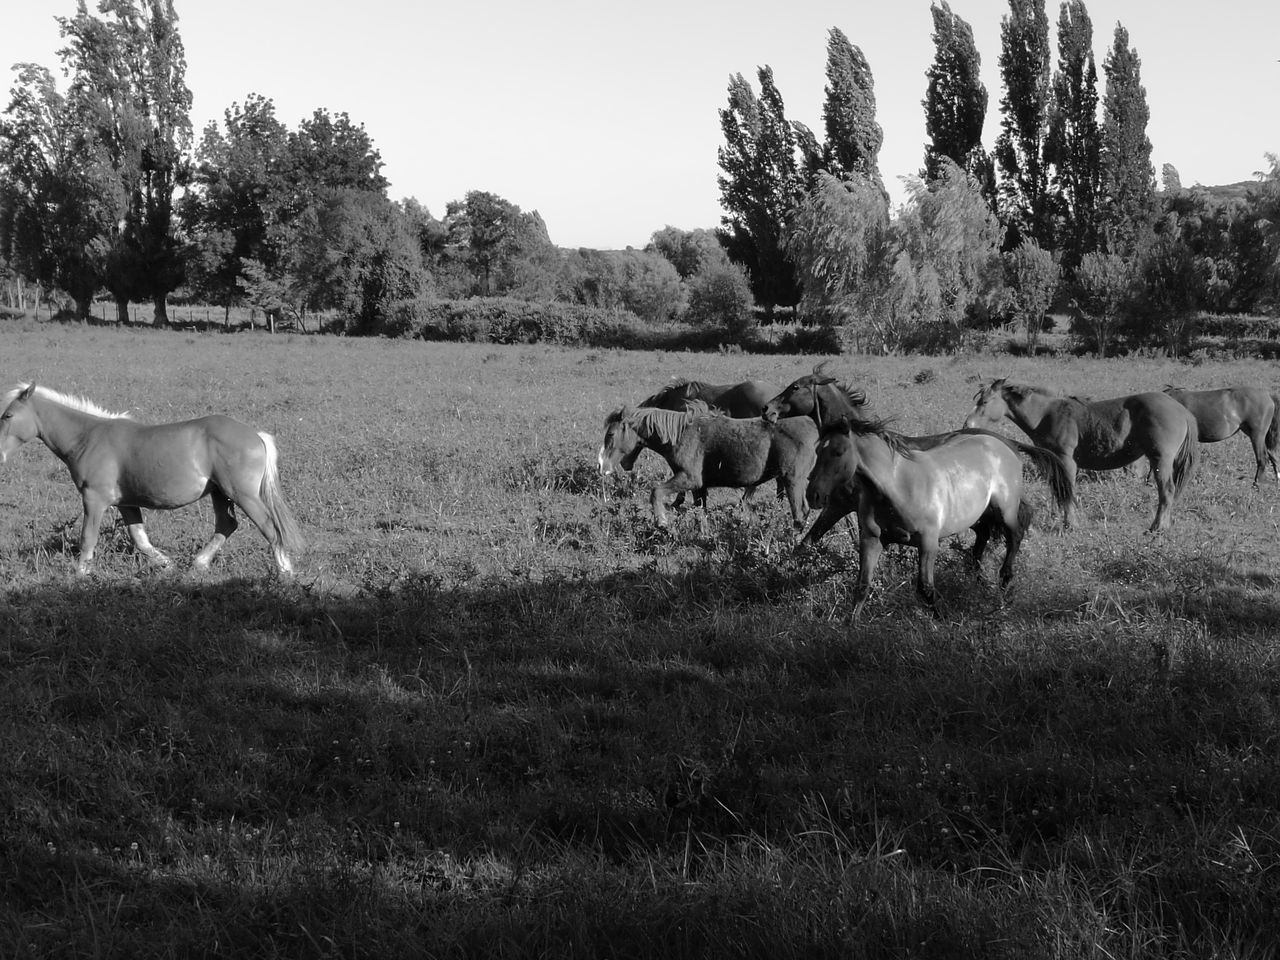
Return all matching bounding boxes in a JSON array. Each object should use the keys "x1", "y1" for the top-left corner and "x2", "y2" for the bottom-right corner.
[
  {"x1": 0, "y1": 2, "x2": 752, "y2": 334},
  {"x1": 2, "y1": 0, "x2": 1276, "y2": 352},
  {"x1": 716, "y1": 0, "x2": 1280, "y2": 354}
]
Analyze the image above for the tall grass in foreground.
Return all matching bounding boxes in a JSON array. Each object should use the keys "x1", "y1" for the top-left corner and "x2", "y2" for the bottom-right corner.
[{"x1": 1, "y1": 322, "x2": 1279, "y2": 957}]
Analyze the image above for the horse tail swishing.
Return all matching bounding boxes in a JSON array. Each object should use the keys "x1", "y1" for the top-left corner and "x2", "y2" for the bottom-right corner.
[
  {"x1": 257, "y1": 431, "x2": 306, "y2": 571},
  {"x1": 1172, "y1": 412, "x2": 1199, "y2": 501},
  {"x1": 999, "y1": 436, "x2": 1076, "y2": 519}
]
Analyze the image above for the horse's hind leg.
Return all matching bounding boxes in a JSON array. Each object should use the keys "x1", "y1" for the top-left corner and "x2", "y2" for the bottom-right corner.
[
  {"x1": 1147, "y1": 454, "x2": 1176, "y2": 532},
  {"x1": 193, "y1": 491, "x2": 239, "y2": 570},
  {"x1": 118, "y1": 504, "x2": 172, "y2": 568}
]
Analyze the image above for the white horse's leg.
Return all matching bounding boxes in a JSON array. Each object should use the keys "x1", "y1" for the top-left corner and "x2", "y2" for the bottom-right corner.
[
  {"x1": 77, "y1": 493, "x2": 110, "y2": 575},
  {"x1": 119, "y1": 505, "x2": 172, "y2": 568},
  {"x1": 193, "y1": 492, "x2": 238, "y2": 570}
]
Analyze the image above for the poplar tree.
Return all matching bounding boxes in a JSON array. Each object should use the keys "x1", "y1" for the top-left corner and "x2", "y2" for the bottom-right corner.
[
  {"x1": 1045, "y1": 0, "x2": 1101, "y2": 272},
  {"x1": 1099, "y1": 23, "x2": 1155, "y2": 257},
  {"x1": 820, "y1": 27, "x2": 883, "y2": 188},
  {"x1": 994, "y1": 0, "x2": 1053, "y2": 250},
  {"x1": 922, "y1": 2, "x2": 990, "y2": 188},
  {"x1": 58, "y1": 0, "x2": 192, "y2": 325},
  {"x1": 716, "y1": 66, "x2": 802, "y2": 310}
]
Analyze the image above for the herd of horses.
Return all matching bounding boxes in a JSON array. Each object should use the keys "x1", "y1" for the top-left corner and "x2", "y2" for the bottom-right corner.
[
  {"x1": 0, "y1": 371, "x2": 1277, "y2": 617},
  {"x1": 599, "y1": 371, "x2": 1280, "y2": 615}
]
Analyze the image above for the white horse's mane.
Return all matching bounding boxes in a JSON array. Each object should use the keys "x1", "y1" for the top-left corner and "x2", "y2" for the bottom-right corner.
[{"x1": 2, "y1": 383, "x2": 133, "y2": 420}]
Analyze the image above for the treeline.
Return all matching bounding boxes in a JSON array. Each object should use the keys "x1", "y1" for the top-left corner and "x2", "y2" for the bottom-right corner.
[
  {"x1": 0, "y1": 2, "x2": 752, "y2": 338},
  {"x1": 718, "y1": 3, "x2": 1280, "y2": 355},
  {"x1": 1, "y1": 0, "x2": 1278, "y2": 355}
]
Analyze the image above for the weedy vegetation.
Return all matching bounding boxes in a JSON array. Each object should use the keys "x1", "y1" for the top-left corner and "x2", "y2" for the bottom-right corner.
[{"x1": 2, "y1": 320, "x2": 1279, "y2": 958}]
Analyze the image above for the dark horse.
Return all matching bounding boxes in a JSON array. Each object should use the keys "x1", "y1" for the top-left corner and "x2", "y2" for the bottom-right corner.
[
  {"x1": 0, "y1": 384, "x2": 304, "y2": 575},
  {"x1": 761, "y1": 368, "x2": 868, "y2": 428},
  {"x1": 805, "y1": 417, "x2": 1075, "y2": 617},
  {"x1": 1163, "y1": 385, "x2": 1278, "y2": 485},
  {"x1": 640, "y1": 378, "x2": 781, "y2": 419},
  {"x1": 964, "y1": 379, "x2": 1198, "y2": 532},
  {"x1": 597, "y1": 406, "x2": 818, "y2": 529},
  {"x1": 639, "y1": 378, "x2": 783, "y2": 508}
]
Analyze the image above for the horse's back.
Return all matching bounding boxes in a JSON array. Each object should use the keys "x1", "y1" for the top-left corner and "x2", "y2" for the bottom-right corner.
[{"x1": 715, "y1": 380, "x2": 781, "y2": 418}]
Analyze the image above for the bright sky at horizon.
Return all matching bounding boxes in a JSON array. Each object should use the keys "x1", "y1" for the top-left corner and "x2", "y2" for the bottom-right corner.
[{"x1": 4, "y1": 0, "x2": 1277, "y2": 250}]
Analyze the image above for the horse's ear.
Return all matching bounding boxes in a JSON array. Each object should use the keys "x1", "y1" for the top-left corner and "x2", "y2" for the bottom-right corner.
[
  {"x1": 18, "y1": 383, "x2": 36, "y2": 400},
  {"x1": 837, "y1": 416, "x2": 853, "y2": 434},
  {"x1": 813, "y1": 360, "x2": 830, "y2": 376},
  {"x1": 815, "y1": 375, "x2": 837, "y2": 386}
]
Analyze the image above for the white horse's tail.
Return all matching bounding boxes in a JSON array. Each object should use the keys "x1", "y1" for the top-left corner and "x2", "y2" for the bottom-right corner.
[{"x1": 258, "y1": 432, "x2": 305, "y2": 565}]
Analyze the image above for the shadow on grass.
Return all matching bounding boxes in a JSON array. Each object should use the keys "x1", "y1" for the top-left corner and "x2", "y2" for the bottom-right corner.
[{"x1": 4, "y1": 557, "x2": 1280, "y2": 956}]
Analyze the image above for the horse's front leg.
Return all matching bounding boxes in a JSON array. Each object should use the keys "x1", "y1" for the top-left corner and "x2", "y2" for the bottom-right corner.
[
  {"x1": 76, "y1": 492, "x2": 111, "y2": 575},
  {"x1": 851, "y1": 533, "x2": 883, "y2": 620},
  {"x1": 118, "y1": 505, "x2": 172, "y2": 568},
  {"x1": 652, "y1": 473, "x2": 699, "y2": 527}
]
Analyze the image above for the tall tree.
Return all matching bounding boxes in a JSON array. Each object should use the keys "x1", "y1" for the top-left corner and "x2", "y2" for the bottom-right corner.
[
  {"x1": 58, "y1": 0, "x2": 192, "y2": 326},
  {"x1": 1099, "y1": 23, "x2": 1155, "y2": 257},
  {"x1": 180, "y1": 94, "x2": 289, "y2": 320},
  {"x1": 0, "y1": 63, "x2": 120, "y2": 319},
  {"x1": 820, "y1": 27, "x2": 883, "y2": 187},
  {"x1": 716, "y1": 67, "x2": 802, "y2": 311},
  {"x1": 922, "y1": 2, "x2": 991, "y2": 192},
  {"x1": 994, "y1": 0, "x2": 1054, "y2": 250},
  {"x1": 1044, "y1": 0, "x2": 1101, "y2": 272}
]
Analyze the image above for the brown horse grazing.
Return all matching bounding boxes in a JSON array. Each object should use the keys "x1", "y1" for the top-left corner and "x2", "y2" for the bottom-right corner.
[
  {"x1": 0, "y1": 384, "x2": 304, "y2": 575},
  {"x1": 640, "y1": 378, "x2": 781, "y2": 419},
  {"x1": 964, "y1": 379, "x2": 1198, "y2": 532},
  {"x1": 1162, "y1": 385, "x2": 1278, "y2": 485},
  {"x1": 761, "y1": 368, "x2": 868, "y2": 428},
  {"x1": 804, "y1": 417, "x2": 1075, "y2": 617},
  {"x1": 597, "y1": 406, "x2": 818, "y2": 529}
]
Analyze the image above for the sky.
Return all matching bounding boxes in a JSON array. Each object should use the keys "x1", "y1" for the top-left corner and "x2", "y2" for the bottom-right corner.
[{"x1": 3, "y1": 0, "x2": 1277, "y2": 250}]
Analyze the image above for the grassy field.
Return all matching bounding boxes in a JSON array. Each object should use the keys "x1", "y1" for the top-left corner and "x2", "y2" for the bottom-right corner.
[{"x1": 2, "y1": 319, "x2": 1279, "y2": 958}]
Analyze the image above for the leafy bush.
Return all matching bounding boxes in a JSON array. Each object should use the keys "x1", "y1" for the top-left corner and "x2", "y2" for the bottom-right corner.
[
  {"x1": 381, "y1": 297, "x2": 644, "y2": 346},
  {"x1": 684, "y1": 261, "x2": 755, "y2": 336}
]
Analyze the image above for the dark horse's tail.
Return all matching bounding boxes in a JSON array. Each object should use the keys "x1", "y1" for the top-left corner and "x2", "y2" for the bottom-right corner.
[
  {"x1": 1267, "y1": 394, "x2": 1280, "y2": 458},
  {"x1": 1171, "y1": 412, "x2": 1199, "y2": 497},
  {"x1": 1010, "y1": 441, "x2": 1076, "y2": 517}
]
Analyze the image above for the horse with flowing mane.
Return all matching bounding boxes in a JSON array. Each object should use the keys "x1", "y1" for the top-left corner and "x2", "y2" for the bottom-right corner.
[
  {"x1": 597, "y1": 405, "x2": 818, "y2": 529},
  {"x1": 804, "y1": 416, "x2": 1075, "y2": 617},
  {"x1": 964, "y1": 379, "x2": 1198, "y2": 532},
  {"x1": 0, "y1": 383, "x2": 304, "y2": 575},
  {"x1": 1162, "y1": 384, "x2": 1278, "y2": 485}
]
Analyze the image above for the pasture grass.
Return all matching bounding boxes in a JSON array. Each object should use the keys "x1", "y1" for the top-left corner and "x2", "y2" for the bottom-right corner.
[{"x1": 2, "y1": 320, "x2": 1280, "y2": 957}]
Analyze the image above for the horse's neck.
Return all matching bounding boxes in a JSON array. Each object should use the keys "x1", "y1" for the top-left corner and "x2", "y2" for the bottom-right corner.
[
  {"x1": 1006, "y1": 393, "x2": 1059, "y2": 439},
  {"x1": 32, "y1": 398, "x2": 101, "y2": 459},
  {"x1": 849, "y1": 436, "x2": 899, "y2": 499}
]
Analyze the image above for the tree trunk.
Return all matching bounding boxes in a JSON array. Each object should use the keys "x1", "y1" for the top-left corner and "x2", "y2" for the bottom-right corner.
[
  {"x1": 114, "y1": 296, "x2": 129, "y2": 325},
  {"x1": 75, "y1": 295, "x2": 93, "y2": 323},
  {"x1": 152, "y1": 294, "x2": 170, "y2": 327}
]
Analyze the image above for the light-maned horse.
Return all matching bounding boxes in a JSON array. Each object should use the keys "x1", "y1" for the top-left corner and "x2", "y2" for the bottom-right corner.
[
  {"x1": 639, "y1": 378, "x2": 782, "y2": 509},
  {"x1": 640, "y1": 378, "x2": 782, "y2": 420},
  {"x1": 804, "y1": 417, "x2": 1075, "y2": 617},
  {"x1": 761, "y1": 369, "x2": 868, "y2": 428},
  {"x1": 964, "y1": 379, "x2": 1198, "y2": 532},
  {"x1": 1162, "y1": 385, "x2": 1278, "y2": 485},
  {"x1": 0, "y1": 384, "x2": 304, "y2": 575},
  {"x1": 597, "y1": 406, "x2": 818, "y2": 529}
]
